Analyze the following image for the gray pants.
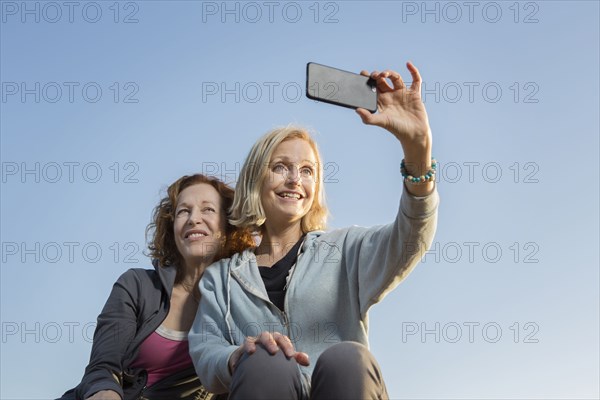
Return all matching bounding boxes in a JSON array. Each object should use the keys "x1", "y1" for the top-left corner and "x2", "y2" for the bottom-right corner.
[{"x1": 229, "y1": 341, "x2": 388, "y2": 400}]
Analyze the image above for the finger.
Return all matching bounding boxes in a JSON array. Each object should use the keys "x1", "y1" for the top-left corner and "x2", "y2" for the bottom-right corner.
[
  {"x1": 376, "y1": 78, "x2": 392, "y2": 93},
  {"x1": 229, "y1": 348, "x2": 242, "y2": 373},
  {"x1": 243, "y1": 336, "x2": 257, "y2": 354},
  {"x1": 257, "y1": 331, "x2": 279, "y2": 354},
  {"x1": 273, "y1": 332, "x2": 296, "y2": 358},
  {"x1": 377, "y1": 69, "x2": 405, "y2": 93},
  {"x1": 385, "y1": 70, "x2": 406, "y2": 90},
  {"x1": 356, "y1": 108, "x2": 371, "y2": 124},
  {"x1": 356, "y1": 108, "x2": 384, "y2": 127},
  {"x1": 406, "y1": 61, "x2": 422, "y2": 92},
  {"x1": 360, "y1": 70, "x2": 383, "y2": 81},
  {"x1": 293, "y1": 351, "x2": 310, "y2": 367}
]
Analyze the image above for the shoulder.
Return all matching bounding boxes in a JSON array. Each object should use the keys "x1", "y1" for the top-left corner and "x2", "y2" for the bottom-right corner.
[
  {"x1": 305, "y1": 227, "x2": 357, "y2": 246},
  {"x1": 201, "y1": 258, "x2": 230, "y2": 283},
  {"x1": 113, "y1": 268, "x2": 163, "y2": 294},
  {"x1": 209, "y1": 249, "x2": 255, "y2": 271},
  {"x1": 116, "y1": 267, "x2": 156, "y2": 282},
  {"x1": 106, "y1": 268, "x2": 170, "y2": 311},
  {"x1": 305, "y1": 225, "x2": 382, "y2": 256},
  {"x1": 201, "y1": 250, "x2": 254, "y2": 284}
]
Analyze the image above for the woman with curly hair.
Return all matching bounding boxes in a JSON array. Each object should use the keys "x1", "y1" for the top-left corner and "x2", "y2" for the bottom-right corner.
[{"x1": 59, "y1": 174, "x2": 254, "y2": 400}]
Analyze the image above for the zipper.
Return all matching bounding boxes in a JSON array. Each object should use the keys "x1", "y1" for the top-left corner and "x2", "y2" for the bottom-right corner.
[
  {"x1": 281, "y1": 237, "x2": 305, "y2": 337},
  {"x1": 281, "y1": 270, "x2": 294, "y2": 337},
  {"x1": 136, "y1": 368, "x2": 148, "y2": 400},
  {"x1": 283, "y1": 236, "x2": 305, "y2": 292},
  {"x1": 138, "y1": 385, "x2": 147, "y2": 400},
  {"x1": 283, "y1": 264, "x2": 296, "y2": 291},
  {"x1": 281, "y1": 309, "x2": 290, "y2": 337}
]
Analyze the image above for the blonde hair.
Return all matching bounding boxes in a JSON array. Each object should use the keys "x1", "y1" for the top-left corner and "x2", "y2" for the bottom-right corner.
[{"x1": 230, "y1": 126, "x2": 328, "y2": 233}]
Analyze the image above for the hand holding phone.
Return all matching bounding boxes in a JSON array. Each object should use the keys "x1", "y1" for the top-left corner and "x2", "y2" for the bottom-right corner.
[{"x1": 306, "y1": 62, "x2": 378, "y2": 113}]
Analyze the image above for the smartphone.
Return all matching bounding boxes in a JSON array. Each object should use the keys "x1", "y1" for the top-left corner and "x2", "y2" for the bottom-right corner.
[{"x1": 306, "y1": 62, "x2": 377, "y2": 113}]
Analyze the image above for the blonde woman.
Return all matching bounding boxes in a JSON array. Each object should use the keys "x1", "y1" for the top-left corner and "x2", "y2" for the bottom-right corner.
[{"x1": 190, "y1": 63, "x2": 439, "y2": 399}]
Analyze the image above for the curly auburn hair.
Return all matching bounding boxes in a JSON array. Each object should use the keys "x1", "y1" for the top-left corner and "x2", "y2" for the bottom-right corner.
[{"x1": 146, "y1": 174, "x2": 255, "y2": 280}]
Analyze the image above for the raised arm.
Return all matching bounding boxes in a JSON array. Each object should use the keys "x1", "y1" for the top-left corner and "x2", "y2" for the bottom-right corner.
[
  {"x1": 356, "y1": 61, "x2": 434, "y2": 197},
  {"x1": 340, "y1": 62, "x2": 438, "y2": 315}
]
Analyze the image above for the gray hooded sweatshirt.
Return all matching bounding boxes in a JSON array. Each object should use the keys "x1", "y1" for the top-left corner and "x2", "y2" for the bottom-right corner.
[{"x1": 189, "y1": 186, "x2": 439, "y2": 395}]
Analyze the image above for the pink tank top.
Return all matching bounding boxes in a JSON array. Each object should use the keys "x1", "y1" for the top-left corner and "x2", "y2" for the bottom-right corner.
[{"x1": 130, "y1": 325, "x2": 193, "y2": 387}]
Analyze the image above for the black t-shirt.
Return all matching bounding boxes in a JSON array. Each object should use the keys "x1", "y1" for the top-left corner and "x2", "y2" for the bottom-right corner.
[{"x1": 258, "y1": 237, "x2": 304, "y2": 311}]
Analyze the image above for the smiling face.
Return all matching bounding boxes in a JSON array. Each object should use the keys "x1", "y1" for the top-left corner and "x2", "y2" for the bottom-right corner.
[
  {"x1": 173, "y1": 183, "x2": 226, "y2": 270},
  {"x1": 260, "y1": 138, "x2": 318, "y2": 230}
]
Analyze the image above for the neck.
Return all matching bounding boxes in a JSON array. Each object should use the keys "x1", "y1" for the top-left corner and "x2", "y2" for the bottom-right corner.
[
  {"x1": 178, "y1": 258, "x2": 211, "y2": 290},
  {"x1": 256, "y1": 222, "x2": 303, "y2": 266}
]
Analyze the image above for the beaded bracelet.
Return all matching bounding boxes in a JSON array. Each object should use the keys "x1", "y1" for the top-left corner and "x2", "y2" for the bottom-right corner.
[{"x1": 401, "y1": 158, "x2": 437, "y2": 185}]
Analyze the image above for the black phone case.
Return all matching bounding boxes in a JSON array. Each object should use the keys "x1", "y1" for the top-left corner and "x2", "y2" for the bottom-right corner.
[{"x1": 306, "y1": 62, "x2": 377, "y2": 113}]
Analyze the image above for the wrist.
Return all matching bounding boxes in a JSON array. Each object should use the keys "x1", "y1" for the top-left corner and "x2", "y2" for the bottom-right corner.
[
  {"x1": 400, "y1": 132, "x2": 432, "y2": 164},
  {"x1": 401, "y1": 158, "x2": 437, "y2": 184}
]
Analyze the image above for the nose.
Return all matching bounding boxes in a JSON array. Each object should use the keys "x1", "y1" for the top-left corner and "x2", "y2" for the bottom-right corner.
[
  {"x1": 286, "y1": 165, "x2": 301, "y2": 184},
  {"x1": 187, "y1": 208, "x2": 203, "y2": 225}
]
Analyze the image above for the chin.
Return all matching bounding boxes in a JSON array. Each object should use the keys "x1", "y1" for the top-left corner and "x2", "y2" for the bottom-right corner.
[{"x1": 184, "y1": 252, "x2": 217, "y2": 265}]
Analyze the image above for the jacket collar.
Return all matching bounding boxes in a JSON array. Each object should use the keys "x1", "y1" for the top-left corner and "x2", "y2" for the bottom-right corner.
[
  {"x1": 229, "y1": 250, "x2": 270, "y2": 302},
  {"x1": 152, "y1": 258, "x2": 178, "y2": 297},
  {"x1": 228, "y1": 233, "x2": 320, "y2": 302}
]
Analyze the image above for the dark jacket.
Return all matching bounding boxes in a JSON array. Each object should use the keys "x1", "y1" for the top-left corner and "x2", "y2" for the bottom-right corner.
[{"x1": 59, "y1": 261, "x2": 210, "y2": 400}]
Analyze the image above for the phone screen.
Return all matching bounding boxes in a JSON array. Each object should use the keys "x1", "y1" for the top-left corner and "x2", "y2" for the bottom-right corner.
[{"x1": 306, "y1": 62, "x2": 377, "y2": 113}]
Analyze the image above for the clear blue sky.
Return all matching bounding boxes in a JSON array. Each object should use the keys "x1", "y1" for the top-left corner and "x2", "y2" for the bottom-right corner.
[{"x1": 1, "y1": 1, "x2": 599, "y2": 398}]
